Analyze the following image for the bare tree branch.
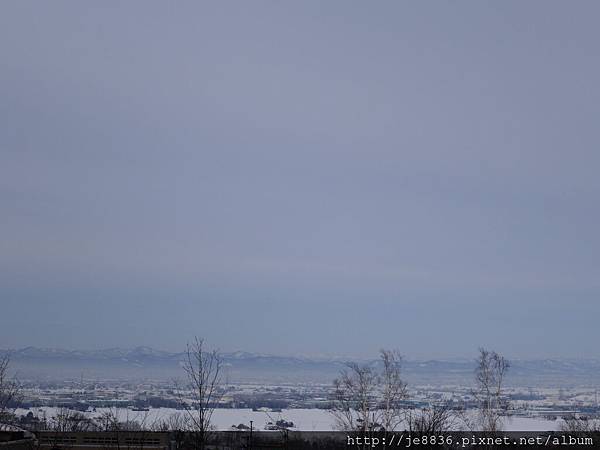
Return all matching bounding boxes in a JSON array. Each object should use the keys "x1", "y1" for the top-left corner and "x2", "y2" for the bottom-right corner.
[
  {"x1": 180, "y1": 337, "x2": 223, "y2": 449},
  {"x1": 471, "y1": 347, "x2": 510, "y2": 432},
  {"x1": 0, "y1": 353, "x2": 21, "y2": 423},
  {"x1": 330, "y1": 349, "x2": 407, "y2": 432}
]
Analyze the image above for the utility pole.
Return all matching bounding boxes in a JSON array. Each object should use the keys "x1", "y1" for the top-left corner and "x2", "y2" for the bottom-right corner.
[{"x1": 249, "y1": 420, "x2": 253, "y2": 450}]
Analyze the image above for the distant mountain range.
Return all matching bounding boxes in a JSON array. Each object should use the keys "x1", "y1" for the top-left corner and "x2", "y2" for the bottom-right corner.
[{"x1": 3, "y1": 346, "x2": 600, "y2": 387}]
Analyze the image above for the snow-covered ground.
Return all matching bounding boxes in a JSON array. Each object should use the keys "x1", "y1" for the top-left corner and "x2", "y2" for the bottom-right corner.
[{"x1": 16, "y1": 407, "x2": 563, "y2": 431}]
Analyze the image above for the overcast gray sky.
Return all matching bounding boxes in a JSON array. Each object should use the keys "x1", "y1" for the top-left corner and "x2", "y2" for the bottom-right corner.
[{"x1": 1, "y1": 1, "x2": 599, "y2": 358}]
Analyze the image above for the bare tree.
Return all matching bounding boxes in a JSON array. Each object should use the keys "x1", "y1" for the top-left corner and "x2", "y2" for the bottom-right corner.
[
  {"x1": 97, "y1": 409, "x2": 121, "y2": 432},
  {"x1": 472, "y1": 347, "x2": 510, "y2": 432},
  {"x1": 181, "y1": 337, "x2": 223, "y2": 449},
  {"x1": 153, "y1": 412, "x2": 190, "y2": 449},
  {"x1": 378, "y1": 349, "x2": 407, "y2": 432},
  {"x1": 405, "y1": 404, "x2": 457, "y2": 434},
  {"x1": 153, "y1": 411, "x2": 190, "y2": 432},
  {"x1": 51, "y1": 408, "x2": 98, "y2": 432},
  {"x1": 96, "y1": 407, "x2": 149, "y2": 432},
  {"x1": 0, "y1": 353, "x2": 21, "y2": 423},
  {"x1": 331, "y1": 361, "x2": 377, "y2": 432},
  {"x1": 36, "y1": 407, "x2": 98, "y2": 450},
  {"x1": 560, "y1": 415, "x2": 600, "y2": 435},
  {"x1": 94, "y1": 408, "x2": 152, "y2": 450},
  {"x1": 330, "y1": 349, "x2": 407, "y2": 432}
]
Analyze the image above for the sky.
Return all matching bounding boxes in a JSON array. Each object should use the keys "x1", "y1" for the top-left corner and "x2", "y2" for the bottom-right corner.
[{"x1": 1, "y1": 1, "x2": 599, "y2": 359}]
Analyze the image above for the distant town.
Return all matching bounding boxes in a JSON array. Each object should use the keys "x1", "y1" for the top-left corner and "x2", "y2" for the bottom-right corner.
[
  {"x1": 4, "y1": 346, "x2": 600, "y2": 433},
  {"x1": 12, "y1": 378, "x2": 600, "y2": 425}
]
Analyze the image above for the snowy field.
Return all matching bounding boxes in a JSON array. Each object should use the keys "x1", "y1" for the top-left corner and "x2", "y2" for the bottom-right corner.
[{"x1": 16, "y1": 407, "x2": 562, "y2": 431}]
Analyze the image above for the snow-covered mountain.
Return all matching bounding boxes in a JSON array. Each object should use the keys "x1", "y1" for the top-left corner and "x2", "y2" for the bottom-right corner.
[{"x1": 3, "y1": 347, "x2": 600, "y2": 386}]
